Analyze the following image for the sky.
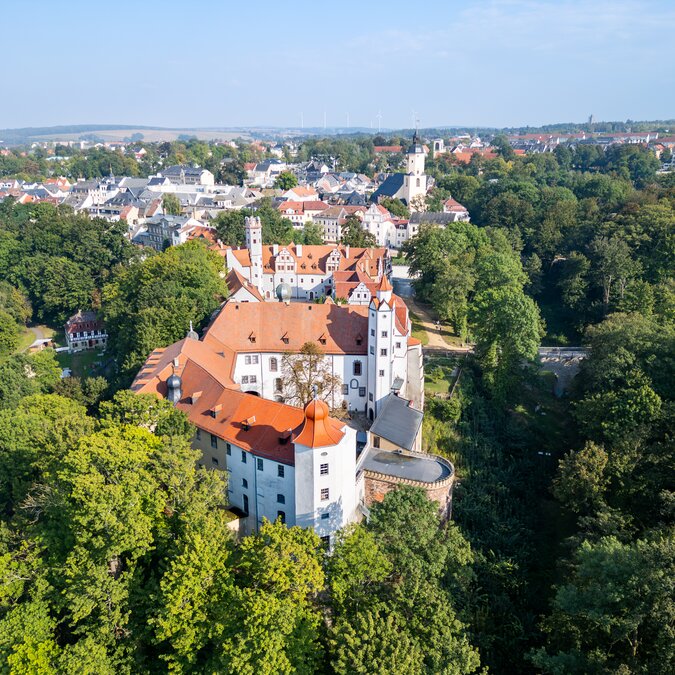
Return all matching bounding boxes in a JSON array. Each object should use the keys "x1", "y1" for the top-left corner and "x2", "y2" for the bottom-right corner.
[{"x1": 3, "y1": 0, "x2": 675, "y2": 130}]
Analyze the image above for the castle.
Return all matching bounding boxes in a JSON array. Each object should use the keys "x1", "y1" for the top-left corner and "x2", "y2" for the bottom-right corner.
[
  {"x1": 132, "y1": 261, "x2": 454, "y2": 546},
  {"x1": 220, "y1": 215, "x2": 391, "y2": 303}
]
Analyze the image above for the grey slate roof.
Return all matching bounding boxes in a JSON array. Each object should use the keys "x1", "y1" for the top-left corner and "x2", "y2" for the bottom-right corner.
[
  {"x1": 369, "y1": 393, "x2": 423, "y2": 451},
  {"x1": 409, "y1": 212, "x2": 461, "y2": 225},
  {"x1": 362, "y1": 449, "x2": 451, "y2": 483},
  {"x1": 370, "y1": 173, "x2": 405, "y2": 202}
]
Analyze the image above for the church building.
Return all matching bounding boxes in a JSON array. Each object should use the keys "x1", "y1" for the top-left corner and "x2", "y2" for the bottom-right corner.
[{"x1": 370, "y1": 131, "x2": 428, "y2": 208}]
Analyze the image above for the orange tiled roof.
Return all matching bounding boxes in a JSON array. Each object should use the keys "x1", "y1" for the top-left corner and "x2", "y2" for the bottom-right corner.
[
  {"x1": 132, "y1": 336, "x2": 345, "y2": 461},
  {"x1": 294, "y1": 398, "x2": 345, "y2": 448},
  {"x1": 226, "y1": 268, "x2": 264, "y2": 301},
  {"x1": 204, "y1": 301, "x2": 370, "y2": 355}
]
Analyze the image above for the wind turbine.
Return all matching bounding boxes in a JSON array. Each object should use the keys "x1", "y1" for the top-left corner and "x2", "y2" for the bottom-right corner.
[{"x1": 376, "y1": 111, "x2": 382, "y2": 134}]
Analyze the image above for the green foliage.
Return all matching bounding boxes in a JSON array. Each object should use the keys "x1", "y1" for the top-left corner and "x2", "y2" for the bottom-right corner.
[
  {"x1": 0, "y1": 309, "x2": 20, "y2": 357},
  {"x1": 102, "y1": 240, "x2": 227, "y2": 377},
  {"x1": 0, "y1": 350, "x2": 61, "y2": 410},
  {"x1": 274, "y1": 171, "x2": 298, "y2": 190},
  {"x1": 162, "y1": 193, "x2": 181, "y2": 216},
  {"x1": 0, "y1": 202, "x2": 133, "y2": 325},
  {"x1": 531, "y1": 536, "x2": 674, "y2": 674},
  {"x1": 298, "y1": 221, "x2": 324, "y2": 245},
  {"x1": 380, "y1": 197, "x2": 410, "y2": 218},
  {"x1": 340, "y1": 215, "x2": 376, "y2": 247},
  {"x1": 213, "y1": 209, "x2": 246, "y2": 246}
]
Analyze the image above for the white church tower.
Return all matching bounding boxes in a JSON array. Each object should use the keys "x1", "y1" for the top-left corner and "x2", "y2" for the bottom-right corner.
[
  {"x1": 245, "y1": 216, "x2": 263, "y2": 293},
  {"x1": 367, "y1": 276, "x2": 395, "y2": 421},
  {"x1": 403, "y1": 130, "x2": 427, "y2": 207}
]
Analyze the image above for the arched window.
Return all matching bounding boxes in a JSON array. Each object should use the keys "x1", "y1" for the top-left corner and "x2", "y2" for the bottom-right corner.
[
  {"x1": 277, "y1": 510, "x2": 286, "y2": 524},
  {"x1": 416, "y1": 177, "x2": 421, "y2": 187},
  {"x1": 269, "y1": 357, "x2": 278, "y2": 372}
]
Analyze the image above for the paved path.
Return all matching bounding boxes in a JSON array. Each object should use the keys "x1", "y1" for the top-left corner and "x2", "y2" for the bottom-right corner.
[{"x1": 392, "y1": 264, "x2": 472, "y2": 353}]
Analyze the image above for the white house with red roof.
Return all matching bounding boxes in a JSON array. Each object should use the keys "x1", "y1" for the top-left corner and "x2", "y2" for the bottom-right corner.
[
  {"x1": 221, "y1": 216, "x2": 391, "y2": 301},
  {"x1": 131, "y1": 280, "x2": 450, "y2": 545}
]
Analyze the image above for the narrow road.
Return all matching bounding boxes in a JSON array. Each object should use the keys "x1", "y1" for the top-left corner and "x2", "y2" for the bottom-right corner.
[{"x1": 392, "y1": 264, "x2": 472, "y2": 354}]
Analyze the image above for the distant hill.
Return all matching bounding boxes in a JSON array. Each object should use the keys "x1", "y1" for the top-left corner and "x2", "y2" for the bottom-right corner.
[{"x1": 1, "y1": 119, "x2": 674, "y2": 146}]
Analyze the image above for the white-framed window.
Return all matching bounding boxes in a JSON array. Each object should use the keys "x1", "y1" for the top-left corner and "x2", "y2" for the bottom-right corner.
[
  {"x1": 210, "y1": 434, "x2": 218, "y2": 449},
  {"x1": 257, "y1": 458, "x2": 264, "y2": 471},
  {"x1": 379, "y1": 369, "x2": 385, "y2": 377},
  {"x1": 381, "y1": 331, "x2": 388, "y2": 337},
  {"x1": 269, "y1": 357, "x2": 278, "y2": 372},
  {"x1": 241, "y1": 375, "x2": 249, "y2": 384},
  {"x1": 320, "y1": 463, "x2": 329, "y2": 475},
  {"x1": 320, "y1": 488, "x2": 329, "y2": 501},
  {"x1": 278, "y1": 464, "x2": 285, "y2": 478},
  {"x1": 341, "y1": 384, "x2": 348, "y2": 395},
  {"x1": 380, "y1": 348, "x2": 387, "y2": 356},
  {"x1": 359, "y1": 387, "x2": 366, "y2": 397}
]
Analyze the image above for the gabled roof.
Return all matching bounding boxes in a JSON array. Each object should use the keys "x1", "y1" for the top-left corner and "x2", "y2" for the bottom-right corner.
[
  {"x1": 370, "y1": 174, "x2": 405, "y2": 202},
  {"x1": 204, "y1": 301, "x2": 370, "y2": 355},
  {"x1": 369, "y1": 393, "x2": 423, "y2": 451},
  {"x1": 226, "y1": 269, "x2": 264, "y2": 301}
]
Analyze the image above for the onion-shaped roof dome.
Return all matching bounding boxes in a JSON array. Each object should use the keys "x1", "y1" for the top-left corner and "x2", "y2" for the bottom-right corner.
[
  {"x1": 276, "y1": 282, "x2": 292, "y2": 302},
  {"x1": 167, "y1": 374, "x2": 181, "y2": 389}
]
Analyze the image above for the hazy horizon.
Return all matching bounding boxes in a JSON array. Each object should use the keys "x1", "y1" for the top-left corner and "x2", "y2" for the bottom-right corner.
[{"x1": 3, "y1": 0, "x2": 674, "y2": 130}]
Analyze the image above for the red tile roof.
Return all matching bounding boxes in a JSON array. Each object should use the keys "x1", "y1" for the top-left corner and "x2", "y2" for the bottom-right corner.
[
  {"x1": 132, "y1": 337, "x2": 346, "y2": 461},
  {"x1": 204, "y1": 301, "x2": 370, "y2": 355}
]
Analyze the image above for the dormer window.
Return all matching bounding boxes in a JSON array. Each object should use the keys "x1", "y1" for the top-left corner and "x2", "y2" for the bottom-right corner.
[
  {"x1": 242, "y1": 416, "x2": 256, "y2": 431},
  {"x1": 248, "y1": 332, "x2": 256, "y2": 343},
  {"x1": 210, "y1": 404, "x2": 222, "y2": 418},
  {"x1": 318, "y1": 333, "x2": 327, "y2": 345},
  {"x1": 191, "y1": 391, "x2": 203, "y2": 404},
  {"x1": 281, "y1": 332, "x2": 289, "y2": 344},
  {"x1": 355, "y1": 335, "x2": 363, "y2": 346}
]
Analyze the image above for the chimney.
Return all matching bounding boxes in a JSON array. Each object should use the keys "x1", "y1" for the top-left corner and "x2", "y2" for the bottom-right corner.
[
  {"x1": 296, "y1": 243, "x2": 303, "y2": 257},
  {"x1": 272, "y1": 244, "x2": 279, "y2": 255},
  {"x1": 345, "y1": 244, "x2": 350, "y2": 258}
]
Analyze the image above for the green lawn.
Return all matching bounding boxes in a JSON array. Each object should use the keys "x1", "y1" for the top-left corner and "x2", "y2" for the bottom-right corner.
[
  {"x1": 424, "y1": 356, "x2": 458, "y2": 395},
  {"x1": 56, "y1": 349, "x2": 105, "y2": 378},
  {"x1": 409, "y1": 311, "x2": 429, "y2": 345},
  {"x1": 15, "y1": 325, "x2": 57, "y2": 353}
]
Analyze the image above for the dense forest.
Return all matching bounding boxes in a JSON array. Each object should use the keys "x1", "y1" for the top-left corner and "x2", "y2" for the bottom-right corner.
[{"x1": 0, "y1": 134, "x2": 672, "y2": 672}]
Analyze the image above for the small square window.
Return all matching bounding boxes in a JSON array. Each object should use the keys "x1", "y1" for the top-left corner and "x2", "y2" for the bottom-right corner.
[
  {"x1": 211, "y1": 456, "x2": 219, "y2": 466},
  {"x1": 250, "y1": 375, "x2": 257, "y2": 384},
  {"x1": 278, "y1": 464, "x2": 285, "y2": 478},
  {"x1": 359, "y1": 387, "x2": 366, "y2": 397},
  {"x1": 241, "y1": 451, "x2": 247, "y2": 463},
  {"x1": 245, "y1": 355, "x2": 251, "y2": 365},
  {"x1": 370, "y1": 329, "x2": 375, "y2": 336},
  {"x1": 381, "y1": 331, "x2": 388, "y2": 337},
  {"x1": 257, "y1": 458, "x2": 264, "y2": 471},
  {"x1": 320, "y1": 463, "x2": 329, "y2": 475},
  {"x1": 277, "y1": 493, "x2": 285, "y2": 504},
  {"x1": 321, "y1": 512, "x2": 330, "y2": 520},
  {"x1": 320, "y1": 535, "x2": 330, "y2": 547},
  {"x1": 241, "y1": 375, "x2": 249, "y2": 384},
  {"x1": 320, "y1": 488, "x2": 329, "y2": 501},
  {"x1": 242, "y1": 478, "x2": 248, "y2": 488},
  {"x1": 379, "y1": 369, "x2": 385, "y2": 377},
  {"x1": 369, "y1": 346, "x2": 374, "y2": 355},
  {"x1": 210, "y1": 434, "x2": 218, "y2": 449},
  {"x1": 380, "y1": 348, "x2": 387, "y2": 356},
  {"x1": 252, "y1": 355, "x2": 259, "y2": 364},
  {"x1": 396, "y1": 341, "x2": 401, "y2": 349}
]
